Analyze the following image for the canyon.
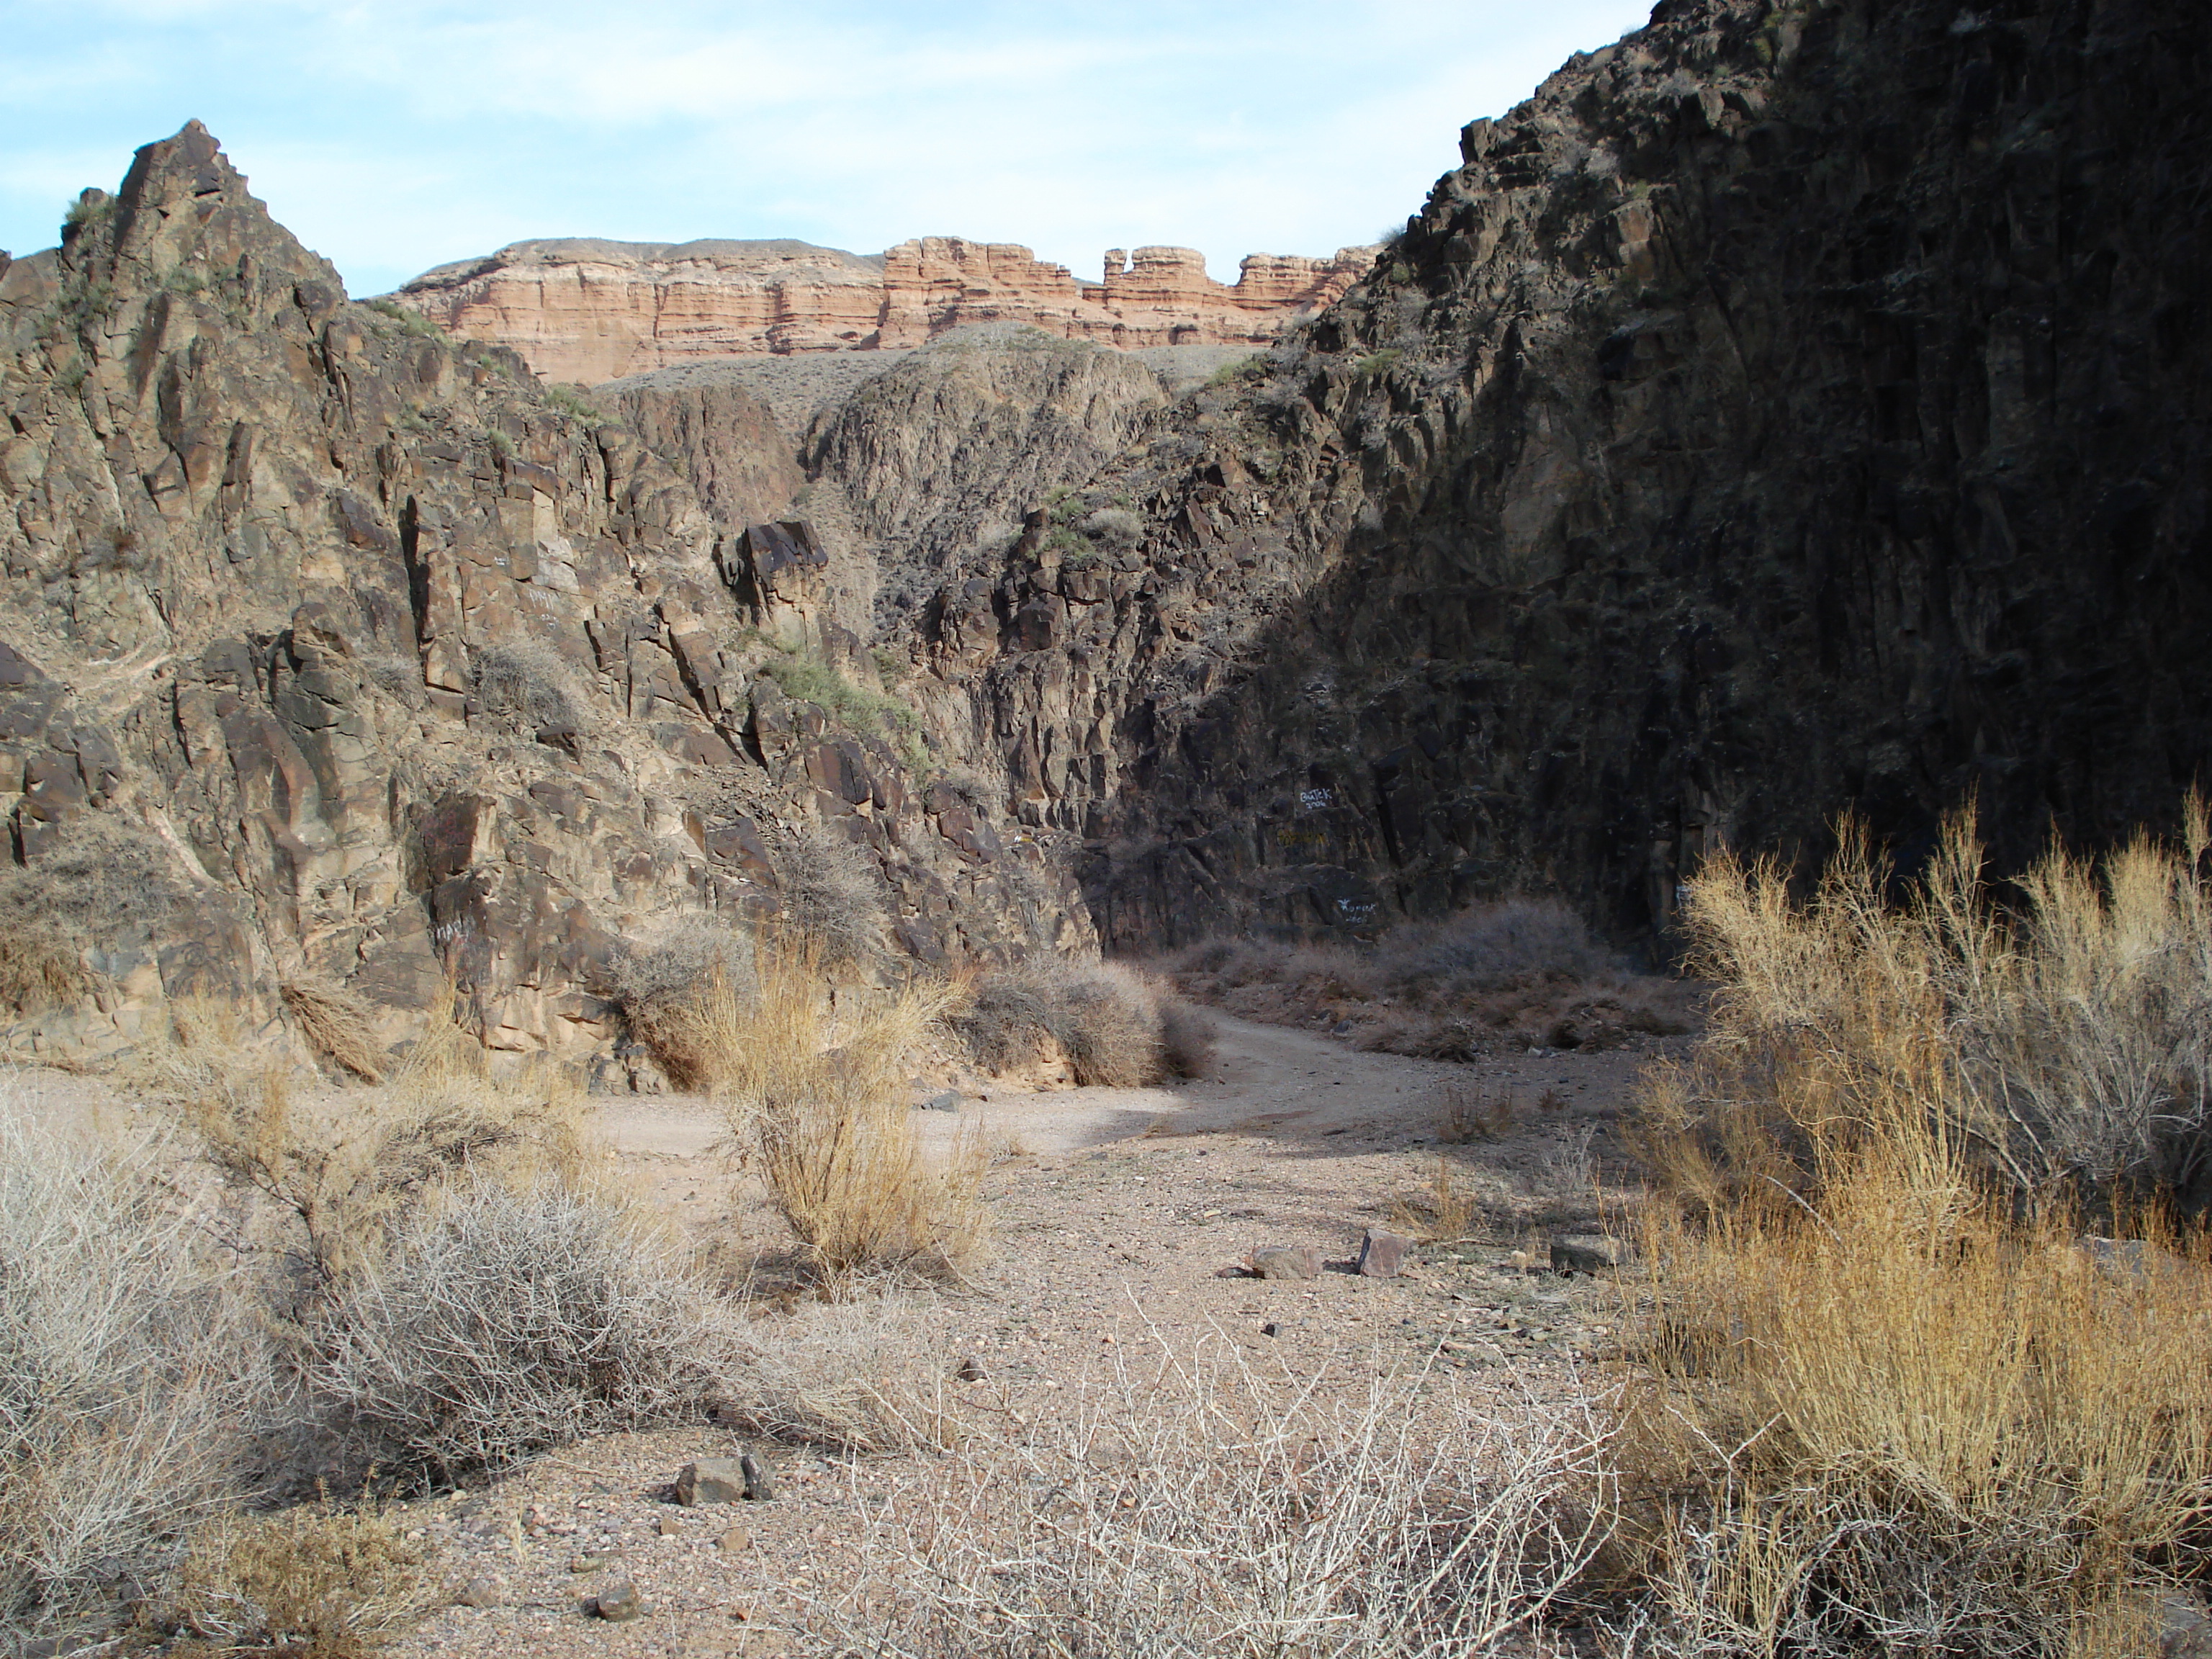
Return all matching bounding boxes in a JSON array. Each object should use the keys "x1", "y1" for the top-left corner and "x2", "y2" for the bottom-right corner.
[
  {"x1": 0, "y1": 0, "x2": 2203, "y2": 1078},
  {"x1": 393, "y1": 236, "x2": 1377, "y2": 385}
]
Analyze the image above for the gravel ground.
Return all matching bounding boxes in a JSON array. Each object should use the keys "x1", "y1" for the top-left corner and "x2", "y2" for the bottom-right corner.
[{"x1": 374, "y1": 1014, "x2": 1675, "y2": 1658}]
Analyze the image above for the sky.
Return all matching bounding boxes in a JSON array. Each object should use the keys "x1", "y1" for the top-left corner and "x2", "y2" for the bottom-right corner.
[{"x1": 1, "y1": 0, "x2": 1656, "y2": 301}]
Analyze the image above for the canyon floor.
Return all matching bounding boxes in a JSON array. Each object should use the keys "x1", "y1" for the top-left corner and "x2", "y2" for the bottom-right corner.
[{"x1": 344, "y1": 1013, "x2": 1683, "y2": 1658}]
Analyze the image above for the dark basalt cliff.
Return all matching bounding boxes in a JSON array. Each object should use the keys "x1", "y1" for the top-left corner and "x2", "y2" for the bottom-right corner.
[{"x1": 914, "y1": 0, "x2": 2211, "y2": 948}]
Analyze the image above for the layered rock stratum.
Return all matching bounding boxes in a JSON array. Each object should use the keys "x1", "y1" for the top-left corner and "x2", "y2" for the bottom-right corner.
[
  {"x1": 392, "y1": 237, "x2": 1375, "y2": 384},
  {"x1": 0, "y1": 0, "x2": 2205, "y2": 1074}
]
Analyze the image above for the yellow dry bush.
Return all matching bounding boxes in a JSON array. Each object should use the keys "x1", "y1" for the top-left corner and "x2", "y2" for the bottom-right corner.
[
  {"x1": 671, "y1": 939, "x2": 984, "y2": 1280},
  {"x1": 279, "y1": 976, "x2": 385, "y2": 1082},
  {"x1": 1641, "y1": 796, "x2": 2212, "y2": 1213},
  {"x1": 1621, "y1": 797, "x2": 2212, "y2": 1658},
  {"x1": 1624, "y1": 1110, "x2": 2212, "y2": 1658},
  {"x1": 169, "y1": 988, "x2": 592, "y2": 1284}
]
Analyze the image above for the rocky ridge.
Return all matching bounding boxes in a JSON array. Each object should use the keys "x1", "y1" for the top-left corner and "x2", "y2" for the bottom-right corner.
[
  {"x1": 393, "y1": 235, "x2": 1375, "y2": 384},
  {"x1": 0, "y1": 126, "x2": 1081, "y2": 1071}
]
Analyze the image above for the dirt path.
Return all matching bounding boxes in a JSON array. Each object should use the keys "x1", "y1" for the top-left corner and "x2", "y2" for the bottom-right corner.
[{"x1": 379, "y1": 1015, "x2": 1681, "y2": 1658}]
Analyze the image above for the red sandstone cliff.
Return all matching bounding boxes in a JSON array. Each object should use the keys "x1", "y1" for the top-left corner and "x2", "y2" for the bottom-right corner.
[{"x1": 393, "y1": 235, "x2": 1375, "y2": 384}]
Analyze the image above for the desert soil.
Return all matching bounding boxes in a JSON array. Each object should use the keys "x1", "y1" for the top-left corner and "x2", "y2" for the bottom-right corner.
[{"x1": 324, "y1": 1012, "x2": 1683, "y2": 1659}]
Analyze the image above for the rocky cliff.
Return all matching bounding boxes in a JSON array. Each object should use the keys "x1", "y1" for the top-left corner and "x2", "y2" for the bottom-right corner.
[
  {"x1": 902, "y1": 0, "x2": 2212, "y2": 950},
  {"x1": 3, "y1": 0, "x2": 2204, "y2": 1070},
  {"x1": 0, "y1": 125, "x2": 1079, "y2": 1072},
  {"x1": 392, "y1": 235, "x2": 1375, "y2": 384}
]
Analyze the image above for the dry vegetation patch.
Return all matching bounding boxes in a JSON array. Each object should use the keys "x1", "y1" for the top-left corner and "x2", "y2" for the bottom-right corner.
[
  {"x1": 952, "y1": 956, "x2": 1214, "y2": 1085},
  {"x1": 1168, "y1": 897, "x2": 1696, "y2": 1059},
  {"x1": 1615, "y1": 801, "x2": 2212, "y2": 1657},
  {"x1": 806, "y1": 1348, "x2": 1615, "y2": 1658}
]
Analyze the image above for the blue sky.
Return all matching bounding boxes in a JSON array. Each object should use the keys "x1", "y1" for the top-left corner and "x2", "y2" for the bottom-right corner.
[{"x1": 2, "y1": 0, "x2": 1655, "y2": 300}]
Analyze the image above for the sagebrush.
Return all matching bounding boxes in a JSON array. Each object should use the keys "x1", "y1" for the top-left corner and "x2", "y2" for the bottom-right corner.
[
  {"x1": 0, "y1": 1099, "x2": 263, "y2": 1641},
  {"x1": 808, "y1": 1344, "x2": 1614, "y2": 1657}
]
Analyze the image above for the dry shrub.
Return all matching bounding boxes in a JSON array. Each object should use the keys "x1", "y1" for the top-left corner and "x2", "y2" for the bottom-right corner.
[
  {"x1": 0, "y1": 811, "x2": 187, "y2": 1012},
  {"x1": 773, "y1": 823, "x2": 889, "y2": 966},
  {"x1": 174, "y1": 992, "x2": 590, "y2": 1287},
  {"x1": 163, "y1": 1498, "x2": 432, "y2": 1658},
  {"x1": 804, "y1": 1344, "x2": 1614, "y2": 1657},
  {"x1": 0, "y1": 1097, "x2": 264, "y2": 1642},
  {"x1": 1620, "y1": 1116, "x2": 2212, "y2": 1658},
  {"x1": 1617, "y1": 799, "x2": 2212, "y2": 1657},
  {"x1": 469, "y1": 639, "x2": 590, "y2": 736},
  {"x1": 280, "y1": 976, "x2": 385, "y2": 1082},
  {"x1": 305, "y1": 1180, "x2": 726, "y2": 1484},
  {"x1": 954, "y1": 957, "x2": 1187, "y2": 1087},
  {"x1": 1643, "y1": 799, "x2": 2212, "y2": 1213},
  {"x1": 1159, "y1": 997, "x2": 1217, "y2": 1079},
  {"x1": 608, "y1": 916, "x2": 756, "y2": 1087},
  {"x1": 1167, "y1": 898, "x2": 1695, "y2": 1059},
  {"x1": 671, "y1": 940, "x2": 982, "y2": 1280}
]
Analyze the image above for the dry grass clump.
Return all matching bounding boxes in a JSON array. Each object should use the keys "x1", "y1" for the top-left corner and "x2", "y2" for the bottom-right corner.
[
  {"x1": 806, "y1": 1346, "x2": 1615, "y2": 1657},
  {"x1": 305, "y1": 1180, "x2": 726, "y2": 1483},
  {"x1": 280, "y1": 975, "x2": 385, "y2": 1081},
  {"x1": 1168, "y1": 897, "x2": 1695, "y2": 1059},
  {"x1": 174, "y1": 998, "x2": 589, "y2": 1288},
  {"x1": 1615, "y1": 800, "x2": 2212, "y2": 1657},
  {"x1": 1642, "y1": 799, "x2": 2212, "y2": 1213},
  {"x1": 1620, "y1": 1115, "x2": 2212, "y2": 1658},
  {"x1": 0, "y1": 811, "x2": 187, "y2": 1012},
  {"x1": 953, "y1": 956, "x2": 1211, "y2": 1086},
  {"x1": 655, "y1": 938, "x2": 984, "y2": 1280},
  {"x1": 469, "y1": 638, "x2": 591, "y2": 736},
  {"x1": 607, "y1": 916, "x2": 757, "y2": 1088},
  {"x1": 162, "y1": 1498, "x2": 432, "y2": 1658},
  {"x1": 0, "y1": 1097, "x2": 264, "y2": 1642}
]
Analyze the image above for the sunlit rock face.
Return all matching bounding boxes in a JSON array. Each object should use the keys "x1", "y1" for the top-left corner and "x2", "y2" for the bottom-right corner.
[{"x1": 391, "y1": 235, "x2": 1376, "y2": 384}]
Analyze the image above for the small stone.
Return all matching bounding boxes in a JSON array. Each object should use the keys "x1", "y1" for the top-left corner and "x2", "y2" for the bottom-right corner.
[
  {"x1": 657, "y1": 1514, "x2": 680, "y2": 1537},
  {"x1": 1550, "y1": 1234, "x2": 1630, "y2": 1273},
  {"x1": 920, "y1": 1089, "x2": 961, "y2": 1112},
  {"x1": 455, "y1": 1576, "x2": 502, "y2": 1609},
  {"x1": 593, "y1": 1578, "x2": 646, "y2": 1622},
  {"x1": 1259, "y1": 1321, "x2": 1281, "y2": 1337},
  {"x1": 675, "y1": 1457, "x2": 747, "y2": 1506},
  {"x1": 1357, "y1": 1228, "x2": 1413, "y2": 1277},
  {"x1": 716, "y1": 1527, "x2": 752, "y2": 1552},
  {"x1": 1247, "y1": 1245, "x2": 1321, "y2": 1280},
  {"x1": 740, "y1": 1450, "x2": 776, "y2": 1501},
  {"x1": 953, "y1": 1353, "x2": 988, "y2": 1382}
]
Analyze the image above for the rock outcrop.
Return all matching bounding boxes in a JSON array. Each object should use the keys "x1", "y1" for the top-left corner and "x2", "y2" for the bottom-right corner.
[
  {"x1": 392, "y1": 236, "x2": 1375, "y2": 384},
  {"x1": 901, "y1": 0, "x2": 2212, "y2": 951},
  {"x1": 0, "y1": 125, "x2": 1079, "y2": 1071}
]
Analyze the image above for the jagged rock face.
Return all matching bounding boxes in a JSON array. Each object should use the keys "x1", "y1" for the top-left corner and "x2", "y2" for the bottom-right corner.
[
  {"x1": 0, "y1": 125, "x2": 1080, "y2": 1069},
  {"x1": 392, "y1": 235, "x2": 1375, "y2": 385},
  {"x1": 806, "y1": 327, "x2": 1172, "y2": 622},
  {"x1": 906, "y1": 0, "x2": 2212, "y2": 950},
  {"x1": 606, "y1": 377, "x2": 806, "y2": 547}
]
